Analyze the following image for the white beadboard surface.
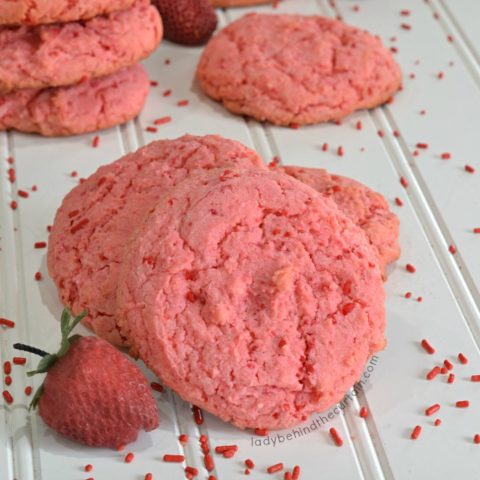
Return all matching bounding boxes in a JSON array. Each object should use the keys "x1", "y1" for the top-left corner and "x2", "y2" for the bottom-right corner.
[{"x1": 1, "y1": 1, "x2": 480, "y2": 479}]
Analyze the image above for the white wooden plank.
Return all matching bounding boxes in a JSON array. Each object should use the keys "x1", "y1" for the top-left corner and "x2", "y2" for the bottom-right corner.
[{"x1": 0, "y1": 131, "x2": 14, "y2": 480}]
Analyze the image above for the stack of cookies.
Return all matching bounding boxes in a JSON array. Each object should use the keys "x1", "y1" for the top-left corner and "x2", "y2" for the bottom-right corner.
[
  {"x1": 47, "y1": 134, "x2": 399, "y2": 430},
  {"x1": 0, "y1": 0, "x2": 162, "y2": 136}
]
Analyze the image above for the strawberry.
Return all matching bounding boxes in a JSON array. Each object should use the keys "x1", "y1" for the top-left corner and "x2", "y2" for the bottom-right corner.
[
  {"x1": 153, "y1": 0, "x2": 217, "y2": 46},
  {"x1": 14, "y1": 310, "x2": 159, "y2": 448}
]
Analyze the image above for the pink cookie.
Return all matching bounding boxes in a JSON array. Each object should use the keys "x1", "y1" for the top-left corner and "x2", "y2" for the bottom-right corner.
[
  {"x1": 197, "y1": 13, "x2": 402, "y2": 126},
  {"x1": 117, "y1": 168, "x2": 386, "y2": 430},
  {"x1": 0, "y1": 65, "x2": 149, "y2": 136},
  {"x1": 0, "y1": 0, "x2": 162, "y2": 93},
  {"x1": 0, "y1": 0, "x2": 136, "y2": 26},
  {"x1": 277, "y1": 166, "x2": 400, "y2": 271},
  {"x1": 48, "y1": 135, "x2": 264, "y2": 346}
]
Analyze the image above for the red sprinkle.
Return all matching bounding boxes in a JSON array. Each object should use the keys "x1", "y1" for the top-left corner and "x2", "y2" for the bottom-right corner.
[
  {"x1": 400, "y1": 9, "x2": 411, "y2": 16},
  {"x1": 163, "y1": 454, "x2": 184, "y2": 463},
  {"x1": 145, "y1": 474, "x2": 153, "y2": 480},
  {"x1": 3, "y1": 361, "x2": 11, "y2": 374},
  {"x1": 448, "y1": 373, "x2": 455, "y2": 383},
  {"x1": 192, "y1": 405, "x2": 204, "y2": 425},
  {"x1": 34, "y1": 241, "x2": 47, "y2": 250},
  {"x1": 471, "y1": 375, "x2": 480, "y2": 382},
  {"x1": 405, "y1": 292, "x2": 412, "y2": 298},
  {"x1": 377, "y1": 129, "x2": 384, "y2": 137},
  {"x1": 34, "y1": 272, "x2": 43, "y2": 281},
  {"x1": 0, "y1": 318, "x2": 15, "y2": 328},
  {"x1": 154, "y1": 116, "x2": 172, "y2": 126},
  {"x1": 163, "y1": 89, "x2": 172, "y2": 97},
  {"x1": 321, "y1": 142, "x2": 328, "y2": 151},
  {"x1": 13, "y1": 357, "x2": 26, "y2": 365},
  {"x1": 356, "y1": 121, "x2": 362, "y2": 130},
  {"x1": 70, "y1": 218, "x2": 89, "y2": 234},
  {"x1": 284, "y1": 473, "x2": 292, "y2": 480},
  {"x1": 448, "y1": 244, "x2": 456, "y2": 254},
  {"x1": 441, "y1": 152, "x2": 451, "y2": 160},
  {"x1": 4, "y1": 376, "x2": 12, "y2": 386},
  {"x1": 401, "y1": 23, "x2": 412, "y2": 30},
  {"x1": 2, "y1": 391, "x2": 13, "y2": 404},
  {"x1": 267, "y1": 463, "x2": 283, "y2": 474},
  {"x1": 474, "y1": 228, "x2": 480, "y2": 234},
  {"x1": 400, "y1": 176, "x2": 408, "y2": 188},
  {"x1": 178, "y1": 434, "x2": 188, "y2": 444},
  {"x1": 254, "y1": 428, "x2": 269, "y2": 436},
  {"x1": 185, "y1": 466, "x2": 199, "y2": 476},
  {"x1": 440, "y1": 367, "x2": 448, "y2": 374},
  {"x1": 245, "y1": 459, "x2": 255, "y2": 469},
  {"x1": 92, "y1": 136, "x2": 100, "y2": 148},
  {"x1": 416, "y1": 142, "x2": 429, "y2": 149},
  {"x1": 444, "y1": 359, "x2": 453, "y2": 370},
  {"x1": 329, "y1": 427, "x2": 343, "y2": 446},
  {"x1": 426, "y1": 366, "x2": 441, "y2": 380},
  {"x1": 204, "y1": 453, "x2": 214, "y2": 471},
  {"x1": 215, "y1": 445, "x2": 238, "y2": 454},
  {"x1": 177, "y1": 100, "x2": 189, "y2": 107},
  {"x1": 85, "y1": 465, "x2": 93, "y2": 472},
  {"x1": 124, "y1": 452, "x2": 134, "y2": 463},
  {"x1": 456, "y1": 400, "x2": 470, "y2": 408},
  {"x1": 24, "y1": 386, "x2": 32, "y2": 396},
  {"x1": 395, "y1": 197, "x2": 404, "y2": 207},
  {"x1": 292, "y1": 466, "x2": 301, "y2": 480},
  {"x1": 146, "y1": 126, "x2": 158, "y2": 133},
  {"x1": 150, "y1": 381, "x2": 163, "y2": 393},
  {"x1": 150, "y1": 80, "x2": 158, "y2": 86},
  {"x1": 18, "y1": 190, "x2": 29, "y2": 198},
  {"x1": 425, "y1": 403, "x2": 440, "y2": 416},
  {"x1": 411, "y1": 425, "x2": 422, "y2": 440},
  {"x1": 474, "y1": 434, "x2": 480, "y2": 444},
  {"x1": 337, "y1": 146, "x2": 344, "y2": 157},
  {"x1": 342, "y1": 303, "x2": 355, "y2": 315},
  {"x1": 406, "y1": 263, "x2": 416, "y2": 273},
  {"x1": 465, "y1": 164, "x2": 475, "y2": 173},
  {"x1": 458, "y1": 353, "x2": 468, "y2": 364},
  {"x1": 359, "y1": 407, "x2": 369, "y2": 418},
  {"x1": 437, "y1": 72, "x2": 444, "y2": 79},
  {"x1": 421, "y1": 339, "x2": 435, "y2": 354}
]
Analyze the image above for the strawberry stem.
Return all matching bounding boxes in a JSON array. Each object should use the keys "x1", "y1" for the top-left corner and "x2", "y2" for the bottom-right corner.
[{"x1": 13, "y1": 343, "x2": 49, "y2": 357}]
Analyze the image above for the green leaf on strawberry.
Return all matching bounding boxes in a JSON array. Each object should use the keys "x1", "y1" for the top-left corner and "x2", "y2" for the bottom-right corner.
[{"x1": 15, "y1": 308, "x2": 87, "y2": 409}]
